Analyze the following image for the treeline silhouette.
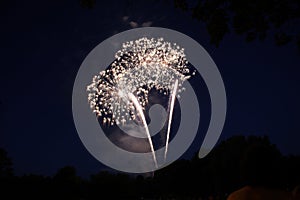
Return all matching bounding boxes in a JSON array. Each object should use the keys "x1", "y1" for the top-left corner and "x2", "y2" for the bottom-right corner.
[
  {"x1": 1, "y1": 135, "x2": 300, "y2": 199},
  {"x1": 80, "y1": 0, "x2": 300, "y2": 52}
]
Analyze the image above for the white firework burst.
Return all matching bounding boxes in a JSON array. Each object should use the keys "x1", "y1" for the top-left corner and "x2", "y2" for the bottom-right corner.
[{"x1": 87, "y1": 37, "x2": 194, "y2": 126}]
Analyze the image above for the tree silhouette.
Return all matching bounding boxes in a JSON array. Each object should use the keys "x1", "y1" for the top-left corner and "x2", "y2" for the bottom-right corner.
[
  {"x1": 1, "y1": 135, "x2": 300, "y2": 199},
  {"x1": 54, "y1": 166, "x2": 78, "y2": 183},
  {"x1": 239, "y1": 138, "x2": 282, "y2": 187},
  {"x1": 89, "y1": 171, "x2": 134, "y2": 199},
  {"x1": 284, "y1": 155, "x2": 300, "y2": 189},
  {"x1": 0, "y1": 148, "x2": 15, "y2": 199},
  {"x1": 53, "y1": 166, "x2": 82, "y2": 199},
  {"x1": 0, "y1": 148, "x2": 13, "y2": 178},
  {"x1": 79, "y1": 0, "x2": 300, "y2": 52},
  {"x1": 80, "y1": 0, "x2": 96, "y2": 9},
  {"x1": 175, "y1": 0, "x2": 300, "y2": 51}
]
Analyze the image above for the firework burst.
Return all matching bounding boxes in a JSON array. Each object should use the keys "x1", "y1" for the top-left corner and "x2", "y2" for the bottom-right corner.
[
  {"x1": 87, "y1": 37, "x2": 194, "y2": 168},
  {"x1": 87, "y1": 37, "x2": 194, "y2": 126}
]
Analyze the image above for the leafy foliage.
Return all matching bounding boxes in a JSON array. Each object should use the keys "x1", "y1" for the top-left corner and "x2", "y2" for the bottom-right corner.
[{"x1": 175, "y1": 0, "x2": 300, "y2": 51}]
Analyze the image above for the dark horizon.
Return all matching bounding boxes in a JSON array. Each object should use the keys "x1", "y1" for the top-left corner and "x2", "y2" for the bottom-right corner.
[{"x1": 1, "y1": 134, "x2": 300, "y2": 199}]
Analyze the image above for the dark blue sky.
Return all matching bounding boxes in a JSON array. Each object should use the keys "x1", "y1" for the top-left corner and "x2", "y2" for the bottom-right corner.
[{"x1": 1, "y1": 0, "x2": 300, "y2": 177}]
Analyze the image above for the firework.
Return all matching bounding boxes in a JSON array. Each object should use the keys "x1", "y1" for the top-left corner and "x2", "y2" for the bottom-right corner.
[
  {"x1": 128, "y1": 93, "x2": 158, "y2": 168},
  {"x1": 87, "y1": 37, "x2": 194, "y2": 165},
  {"x1": 164, "y1": 79, "x2": 178, "y2": 161}
]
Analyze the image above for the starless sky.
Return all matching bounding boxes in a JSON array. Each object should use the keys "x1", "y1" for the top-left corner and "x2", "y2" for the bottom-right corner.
[{"x1": 0, "y1": 0, "x2": 300, "y2": 177}]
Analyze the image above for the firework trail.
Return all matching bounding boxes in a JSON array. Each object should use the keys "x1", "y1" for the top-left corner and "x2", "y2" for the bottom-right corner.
[
  {"x1": 164, "y1": 79, "x2": 178, "y2": 161},
  {"x1": 128, "y1": 93, "x2": 158, "y2": 168},
  {"x1": 87, "y1": 37, "x2": 194, "y2": 166}
]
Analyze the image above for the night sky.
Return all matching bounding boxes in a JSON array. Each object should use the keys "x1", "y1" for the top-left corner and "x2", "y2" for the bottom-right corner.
[{"x1": 1, "y1": 0, "x2": 300, "y2": 177}]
